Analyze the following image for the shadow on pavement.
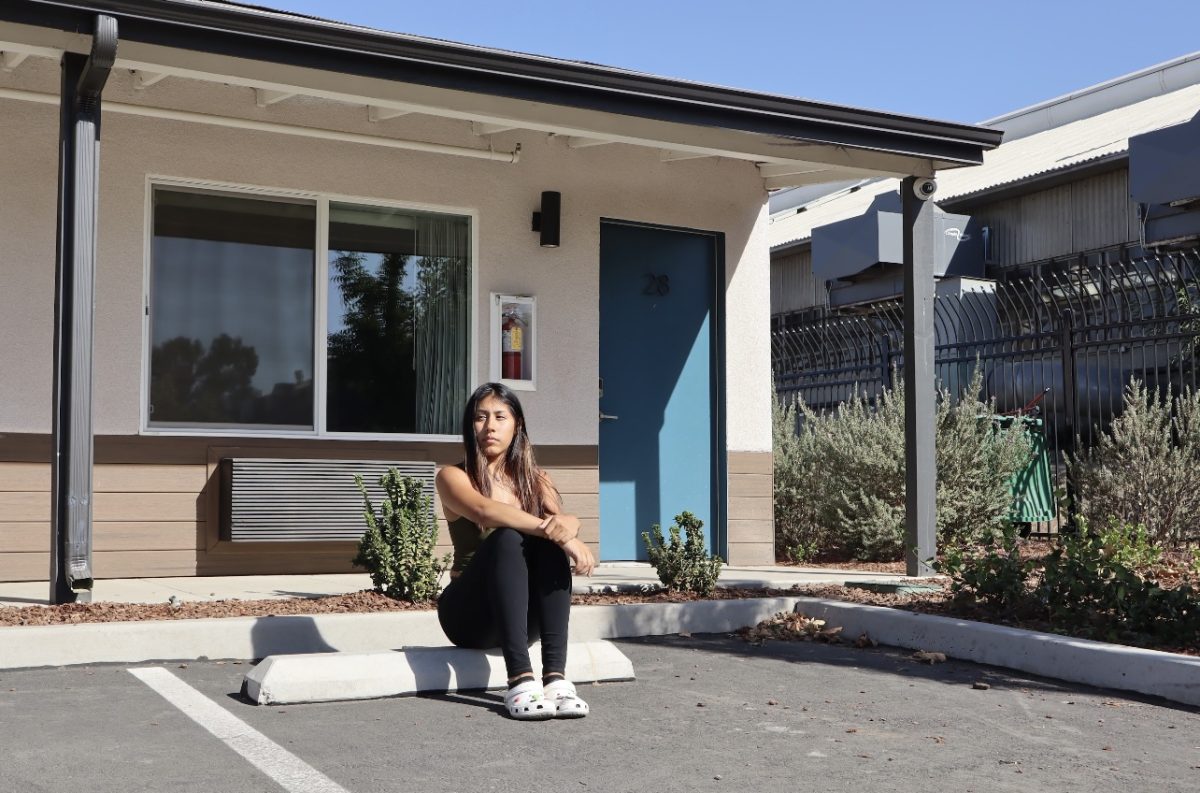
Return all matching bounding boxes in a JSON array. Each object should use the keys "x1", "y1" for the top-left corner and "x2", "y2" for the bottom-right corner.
[{"x1": 614, "y1": 633, "x2": 1200, "y2": 714}]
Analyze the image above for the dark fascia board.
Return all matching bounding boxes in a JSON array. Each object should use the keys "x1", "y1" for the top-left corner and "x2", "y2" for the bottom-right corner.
[{"x1": 4, "y1": 0, "x2": 1002, "y2": 166}]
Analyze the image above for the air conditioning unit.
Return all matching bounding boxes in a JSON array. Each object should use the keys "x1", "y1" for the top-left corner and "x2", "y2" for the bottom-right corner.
[
  {"x1": 1129, "y1": 111, "x2": 1200, "y2": 249},
  {"x1": 811, "y1": 192, "x2": 985, "y2": 307}
]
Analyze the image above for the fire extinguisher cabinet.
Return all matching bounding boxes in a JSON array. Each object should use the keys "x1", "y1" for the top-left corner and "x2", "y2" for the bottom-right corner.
[{"x1": 490, "y1": 293, "x2": 536, "y2": 390}]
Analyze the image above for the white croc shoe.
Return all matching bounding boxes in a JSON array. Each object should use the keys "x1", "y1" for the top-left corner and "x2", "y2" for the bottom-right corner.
[
  {"x1": 504, "y1": 679, "x2": 556, "y2": 721},
  {"x1": 543, "y1": 678, "x2": 590, "y2": 719}
]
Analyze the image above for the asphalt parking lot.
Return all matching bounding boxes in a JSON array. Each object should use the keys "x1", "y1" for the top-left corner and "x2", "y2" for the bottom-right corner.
[{"x1": 1, "y1": 634, "x2": 1197, "y2": 793}]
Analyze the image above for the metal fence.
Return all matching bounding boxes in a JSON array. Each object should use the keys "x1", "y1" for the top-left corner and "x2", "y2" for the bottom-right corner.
[{"x1": 771, "y1": 249, "x2": 1200, "y2": 532}]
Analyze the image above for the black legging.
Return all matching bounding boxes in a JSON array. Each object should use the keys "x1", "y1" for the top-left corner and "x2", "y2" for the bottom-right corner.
[{"x1": 437, "y1": 527, "x2": 572, "y2": 680}]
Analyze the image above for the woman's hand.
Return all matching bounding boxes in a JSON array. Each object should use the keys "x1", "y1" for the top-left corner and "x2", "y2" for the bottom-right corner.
[
  {"x1": 562, "y1": 538, "x2": 597, "y2": 577},
  {"x1": 541, "y1": 513, "x2": 580, "y2": 545}
]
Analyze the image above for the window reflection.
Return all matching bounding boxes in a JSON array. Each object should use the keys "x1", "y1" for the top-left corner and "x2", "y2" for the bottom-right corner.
[
  {"x1": 148, "y1": 190, "x2": 316, "y2": 428},
  {"x1": 327, "y1": 203, "x2": 469, "y2": 434}
]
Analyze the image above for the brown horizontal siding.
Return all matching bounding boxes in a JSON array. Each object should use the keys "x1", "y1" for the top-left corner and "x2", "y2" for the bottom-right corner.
[
  {"x1": 0, "y1": 552, "x2": 48, "y2": 582},
  {"x1": 95, "y1": 492, "x2": 205, "y2": 523},
  {"x1": 727, "y1": 518, "x2": 772, "y2": 544},
  {"x1": 0, "y1": 435, "x2": 600, "y2": 581},
  {"x1": 0, "y1": 522, "x2": 203, "y2": 552},
  {"x1": 725, "y1": 542, "x2": 774, "y2": 566},
  {"x1": 729, "y1": 472, "x2": 771, "y2": 498},
  {"x1": 0, "y1": 463, "x2": 48, "y2": 491},
  {"x1": 95, "y1": 550, "x2": 201, "y2": 578},
  {"x1": 729, "y1": 451, "x2": 772, "y2": 475},
  {"x1": 0, "y1": 492, "x2": 47, "y2": 522},
  {"x1": 728, "y1": 496, "x2": 772, "y2": 521},
  {"x1": 0, "y1": 463, "x2": 209, "y2": 493},
  {"x1": 95, "y1": 522, "x2": 205, "y2": 551},
  {"x1": 1, "y1": 548, "x2": 206, "y2": 581},
  {"x1": 727, "y1": 452, "x2": 773, "y2": 562},
  {"x1": 0, "y1": 523, "x2": 45, "y2": 553}
]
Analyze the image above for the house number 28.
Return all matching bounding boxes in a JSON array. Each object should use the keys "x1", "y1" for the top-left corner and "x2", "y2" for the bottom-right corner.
[{"x1": 642, "y1": 273, "x2": 670, "y2": 296}]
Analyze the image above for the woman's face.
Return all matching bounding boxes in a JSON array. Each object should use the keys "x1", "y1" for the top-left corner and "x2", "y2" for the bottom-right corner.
[{"x1": 474, "y1": 394, "x2": 517, "y2": 461}]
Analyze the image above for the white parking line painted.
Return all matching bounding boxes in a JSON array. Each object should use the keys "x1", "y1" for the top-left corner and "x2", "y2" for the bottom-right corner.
[{"x1": 129, "y1": 667, "x2": 350, "y2": 793}]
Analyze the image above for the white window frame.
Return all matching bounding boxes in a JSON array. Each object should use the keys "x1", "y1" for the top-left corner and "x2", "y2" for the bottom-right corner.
[{"x1": 139, "y1": 175, "x2": 479, "y2": 442}]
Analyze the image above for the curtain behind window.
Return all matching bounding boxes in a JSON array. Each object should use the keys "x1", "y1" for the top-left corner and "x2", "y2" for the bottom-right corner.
[
  {"x1": 413, "y1": 214, "x2": 470, "y2": 434},
  {"x1": 326, "y1": 204, "x2": 469, "y2": 434}
]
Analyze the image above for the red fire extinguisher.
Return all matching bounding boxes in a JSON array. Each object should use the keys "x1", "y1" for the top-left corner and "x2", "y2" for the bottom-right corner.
[{"x1": 502, "y1": 311, "x2": 524, "y2": 379}]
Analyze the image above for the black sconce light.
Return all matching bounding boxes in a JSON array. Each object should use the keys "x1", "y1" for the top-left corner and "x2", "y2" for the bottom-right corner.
[{"x1": 531, "y1": 190, "x2": 561, "y2": 248}]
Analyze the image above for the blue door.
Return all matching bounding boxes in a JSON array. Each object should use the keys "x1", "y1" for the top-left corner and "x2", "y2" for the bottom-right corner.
[{"x1": 599, "y1": 221, "x2": 719, "y2": 560}]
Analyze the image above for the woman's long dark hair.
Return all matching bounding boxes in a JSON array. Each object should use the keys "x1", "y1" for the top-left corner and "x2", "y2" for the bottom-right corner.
[{"x1": 461, "y1": 382, "x2": 560, "y2": 518}]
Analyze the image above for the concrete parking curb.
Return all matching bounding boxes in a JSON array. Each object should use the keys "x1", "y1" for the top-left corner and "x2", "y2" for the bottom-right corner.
[
  {"x1": 793, "y1": 597, "x2": 1200, "y2": 708},
  {"x1": 242, "y1": 640, "x2": 635, "y2": 705},
  {"x1": 3, "y1": 596, "x2": 1196, "y2": 709}
]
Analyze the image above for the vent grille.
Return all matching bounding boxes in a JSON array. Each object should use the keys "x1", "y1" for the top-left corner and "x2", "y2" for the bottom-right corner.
[{"x1": 221, "y1": 458, "x2": 437, "y2": 542}]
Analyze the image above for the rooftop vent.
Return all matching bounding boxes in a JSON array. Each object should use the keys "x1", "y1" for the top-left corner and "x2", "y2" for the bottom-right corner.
[
  {"x1": 810, "y1": 193, "x2": 985, "y2": 306},
  {"x1": 1129, "y1": 111, "x2": 1200, "y2": 248}
]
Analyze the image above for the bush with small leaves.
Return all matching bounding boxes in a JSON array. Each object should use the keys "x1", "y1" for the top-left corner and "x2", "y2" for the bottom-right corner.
[
  {"x1": 1070, "y1": 381, "x2": 1200, "y2": 549},
  {"x1": 933, "y1": 522, "x2": 1034, "y2": 612},
  {"x1": 773, "y1": 366, "x2": 1033, "y2": 561},
  {"x1": 352, "y1": 470, "x2": 451, "y2": 603},
  {"x1": 642, "y1": 511, "x2": 723, "y2": 596},
  {"x1": 1036, "y1": 529, "x2": 1200, "y2": 647}
]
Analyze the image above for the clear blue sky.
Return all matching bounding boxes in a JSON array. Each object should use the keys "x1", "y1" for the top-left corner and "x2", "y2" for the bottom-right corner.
[{"x1": 262, "y1": 0, "x2": 1200, "y2": 124}]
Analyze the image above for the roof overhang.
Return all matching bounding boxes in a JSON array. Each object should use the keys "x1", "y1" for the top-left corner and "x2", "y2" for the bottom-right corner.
[{"x1": 0, "y1": 0, "x2": 1003, "y2": 184}]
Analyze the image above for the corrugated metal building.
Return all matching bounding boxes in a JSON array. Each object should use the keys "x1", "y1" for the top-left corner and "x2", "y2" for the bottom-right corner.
[{"x1": 770, "y1": 54, "x2": 1200, "y2": 316}]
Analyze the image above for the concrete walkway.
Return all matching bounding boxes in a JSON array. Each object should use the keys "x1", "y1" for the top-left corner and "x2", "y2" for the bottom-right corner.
[{"x1": 0, "y1": 563, "x2": 912, "y2": 607}]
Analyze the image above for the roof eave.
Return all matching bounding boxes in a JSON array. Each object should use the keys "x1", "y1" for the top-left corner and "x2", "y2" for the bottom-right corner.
[{"x1": 2, "y1": 0, "x2": 1001, "y2": 167}]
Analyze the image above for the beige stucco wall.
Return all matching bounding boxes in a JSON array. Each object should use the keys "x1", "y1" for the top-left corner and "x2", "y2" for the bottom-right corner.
[{"x1": 0, "y1": 58, "x2": 771, "y2": 452}]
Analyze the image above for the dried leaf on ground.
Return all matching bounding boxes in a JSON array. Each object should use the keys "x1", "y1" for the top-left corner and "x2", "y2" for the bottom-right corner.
[{"x1": 911, "y1": 650, "x2": 947, "y2": 664}]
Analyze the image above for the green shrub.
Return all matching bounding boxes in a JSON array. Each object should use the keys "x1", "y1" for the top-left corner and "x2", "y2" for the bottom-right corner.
[
  {"x1": 642, "y1": 511, "x2": 723, "y2": 596},
  {"x1": 773, "y1": 367, "x2": 1033, "y2": 561},
  {"x1": 1096, "y1": 519, "x2": 1161, "y2": 569},
  {"x1": 1070, "y1": 381, "x2": 1200, "y2": 549},
  {"x1": 934, "y1": 519, "x2": 1200, "y2": 647},
  {"x1": 772, "y1": 392, "x2": 838, "y2": 561},
  {"x1": 1036, "y1": 530, "x2": 1200, "y2": 646},
  {"x1": 782, "y1": 539, "x2": 820, "y2": 565},
  {"x1": 934, "y1": 523, "x2": 1033, "y2": 611},
  {"x1": 352, "y1": 470, "x2": 450, "y2": 602}
]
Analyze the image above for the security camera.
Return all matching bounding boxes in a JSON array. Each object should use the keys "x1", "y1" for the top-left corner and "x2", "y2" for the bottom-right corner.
[{"x1": 913, "y1": 178, "x2": 938, "y2": 201}]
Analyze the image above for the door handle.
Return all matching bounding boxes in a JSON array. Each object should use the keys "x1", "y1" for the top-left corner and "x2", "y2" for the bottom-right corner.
[{"x1": 599, "y1": 412, "x2": 619, "y2": 421}]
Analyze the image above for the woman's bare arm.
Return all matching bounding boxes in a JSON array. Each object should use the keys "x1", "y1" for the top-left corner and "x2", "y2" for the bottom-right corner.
[{"x1": 436, "y1": 466, "x2": 579, "y2": 541}]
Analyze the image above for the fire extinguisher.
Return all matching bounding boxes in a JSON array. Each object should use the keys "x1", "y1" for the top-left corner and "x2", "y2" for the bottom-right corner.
[{"x1": 502, "y1": 311, "x2": 524, "y2": 379}]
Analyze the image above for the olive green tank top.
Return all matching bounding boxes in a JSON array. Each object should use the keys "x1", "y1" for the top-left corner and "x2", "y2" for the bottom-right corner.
[{"x1": 448, "y1": 515, "x2": 494, "y2": 573}]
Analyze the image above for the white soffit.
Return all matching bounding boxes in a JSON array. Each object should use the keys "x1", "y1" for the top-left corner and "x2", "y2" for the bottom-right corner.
[
  {"x1": 769, "y1": 82, "x2": 1200, "y2": 249},
  {"x1": 0, "y1": 21, "x2": 942, "y2": 182}
]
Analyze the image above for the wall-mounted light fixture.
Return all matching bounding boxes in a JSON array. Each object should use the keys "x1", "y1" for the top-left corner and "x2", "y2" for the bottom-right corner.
[{"x1": 531, "y1": 190, "x2": 561, "y2": 248}]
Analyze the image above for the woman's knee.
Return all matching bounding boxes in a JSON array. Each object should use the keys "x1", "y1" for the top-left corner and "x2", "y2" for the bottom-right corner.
[{"x1": 485, "y1": 526, "x2": 526, "y2": 555}]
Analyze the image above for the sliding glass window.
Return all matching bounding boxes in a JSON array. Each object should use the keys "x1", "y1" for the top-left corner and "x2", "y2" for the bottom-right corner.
[
  {"x1": 147, "y1": 187, "x2": 470, "y2": 436},
  {"x1": 327, "y1": 203, "x2": 469, "y2": 435},
  {"x1": 149, "y1": 190, "x2": 316, "y2": 429}
]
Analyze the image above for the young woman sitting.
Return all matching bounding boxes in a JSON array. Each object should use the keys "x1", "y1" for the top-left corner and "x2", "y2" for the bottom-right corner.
[{"x1": 435, "y1": 382, "x2": 597, "y2": 720}]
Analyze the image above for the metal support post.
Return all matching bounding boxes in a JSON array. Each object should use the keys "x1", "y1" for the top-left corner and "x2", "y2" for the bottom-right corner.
[
  {"x1": 901, "y1": 175, "x2": 938, "y2": 576},
  {"x1": 50, "y1": 16, "x2": 117, "y2": 604}
]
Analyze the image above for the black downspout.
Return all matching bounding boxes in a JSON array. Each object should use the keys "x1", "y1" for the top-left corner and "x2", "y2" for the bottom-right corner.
[{"x1": 50, "y1": 15, "x2": 117, "y2": 604}]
